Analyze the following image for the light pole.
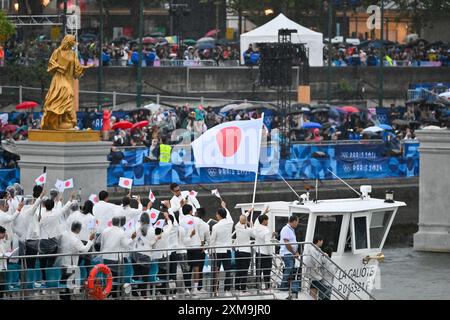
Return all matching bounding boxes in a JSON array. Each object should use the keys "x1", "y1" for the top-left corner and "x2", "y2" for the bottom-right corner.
[
  {"x1": 136, "y1": 0, "x2": 144, "y2": 109},
  {"x1": 62, "y1": 0, "x2": 68, "y2": 33},
  {"x1": 378, "y1": 0, "x2": 384, "y2": 108},
  {"x1": 98, "y1": 0, "x2": 103, "y2": 108},
  {"x1": 327, "y1": 0, "x2": 333, "y2": 104}
]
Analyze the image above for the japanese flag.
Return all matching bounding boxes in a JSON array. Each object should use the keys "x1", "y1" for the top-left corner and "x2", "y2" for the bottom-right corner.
[
  {"x1": 148, "y1": 190, "x2": 156, "y2": 202},
  {"x1": 118, "y1": 177, "x2": 133, "y2": 189},
  {"x1": 189, "y1": 190, "x2": 198, "y2": 197},
  {"x1": 149, "y1": 208, "x2": 160, "y2": 224},
  {"x1": 89, "y1": 194, "x2": 99, "y2": 204},
  {"x1": 124, "y1": 218, "x2": 136, "y2": 232},
  {"x1": 35, "y1": 173, "x2": 47, "y2": 185},
  {"x1": 154, "y1": 219, "x2": 165, "y2": 229},
  {"x1": 63, "y1": 178, "x2": 74, "y2": 190},
  {"x1": 181, "y1": 216, "x2": 196, "y2": 231},
  {"x1": 55, "y1": 179, "x2": 65, "y2": 193},
  {"x1": 87, "y1": 219, "x2": 96, "y2": 231},
  {"x1": 211, "y1": 189, "x2": 221, "y2": 199},
  {"x1": 191, "y1": 117, "x2": 264, "y2": 173}
]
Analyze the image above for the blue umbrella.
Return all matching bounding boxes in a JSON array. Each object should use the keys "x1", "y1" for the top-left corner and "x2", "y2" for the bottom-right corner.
[
  {"x1": 379, "y1": 124, "x2": 393, "y2": 130},
  {"x1": 302, "y1": 122, "x2": 322, "y2": 129},
  {"x1": 328, "y1": 107, "x2": 340, "y2": 118}
]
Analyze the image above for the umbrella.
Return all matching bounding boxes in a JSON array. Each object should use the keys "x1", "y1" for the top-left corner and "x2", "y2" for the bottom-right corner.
[
  {"x1": 363, "y1": 126, "x2": 384, "y2": 133},
  {"x1": 131, "y1": 120, "x2": 149, "y2": 130},
  {"x1": 165, "y1": 36, "x2": 177, "y2": 44},
  {"x1": 328, "y1": 107, "x2": 341, "y2": 118},
  {"x1": 1, "y1": 140, "x2": 18, "y2": 155},
  {"x1": 302, "y1": 122, "x2": 322, "y2": 129},
  {"x1": 143, "y1": 103, "x2": 162, "y2": 112},
  {"x1": 183, "y1": 39, "x2": 197, "y2": 46},
  {"x1": 112, "y1": 121, "x2": 133, "y2": 130},
  {"x1": 197, "y1": 42, "x2": 215, "y2": 50},
  {"x1": 0, "y1": 124, "x2": 19, "y2": 132},
  {"x1": 205, "y1": 29, "x2": 220, "y2": 37},
  {"x1": 311, "y1": 107, "x2": 329, "y2": 114},
  {"x1": 197, "y1": 37, "x2": 215, "y2": 43},
  {"x1": 379, "y1": 124, "x2": 393, "y2": 130},
  {"x1": 112, "y1": 36, "x2": 132, "y2": 44},
  {"x1": 219, "y1": 104, "x2": 239, "y2": 113},
  {"x1": 142, "y1": 37, "x2": 157, "y2": 44},
  {"x1": 392, "y1": 119, "x2": 410, "y2": 126},
  {"x1": 439, "y1": 92, "x2": 450, "y2": 100},
  {"x1": 339, "y1": 106, "x2": 360, "y2": 113},
  {"x1": 16, "y1": 101, "x2": 39, "y2": 110},
  {"x1": 156, "y1": 37, "x2": 168, "y2": 45}
]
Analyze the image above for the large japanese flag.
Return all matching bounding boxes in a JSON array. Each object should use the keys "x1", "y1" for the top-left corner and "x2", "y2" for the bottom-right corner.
[{"x1": 191, "y1": 117, "x2": 264, "y2": 173}]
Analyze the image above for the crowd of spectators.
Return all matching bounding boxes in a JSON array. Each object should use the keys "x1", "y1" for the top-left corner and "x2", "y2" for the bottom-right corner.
[
  {"x1": 324, "y1": 40, "x2": 450, "y2": 67},
  {"x1": 0, "y1": 96, "x2": 448, "y2": 168},
  {"x1": 3, "y1": 36, "x2": 449, "y2": 68},
  {"x1": 0, "y1": 38, "x2": 241, "y2": 68}
]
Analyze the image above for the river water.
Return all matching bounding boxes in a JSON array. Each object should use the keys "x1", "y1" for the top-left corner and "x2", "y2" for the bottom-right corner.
[{"x1": 371, "y1": 246, "x2": 450, "y2": 300}]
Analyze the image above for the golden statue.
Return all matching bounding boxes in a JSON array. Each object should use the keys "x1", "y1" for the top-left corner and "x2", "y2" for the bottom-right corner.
[{"x1": 41, "y1": 35, "x2": 92, "y2": 130}]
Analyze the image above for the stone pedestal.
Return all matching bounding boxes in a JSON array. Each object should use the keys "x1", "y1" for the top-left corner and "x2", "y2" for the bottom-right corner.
[
  {"x1": 413, "y1": 129, "x2": 450, "y2": 252},
  {"x1": 16, "y1": 135, "x2": 111, "y2": 201}
]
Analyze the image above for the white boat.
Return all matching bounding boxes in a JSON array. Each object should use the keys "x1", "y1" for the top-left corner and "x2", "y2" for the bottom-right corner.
[{"x1": 235, "y1": 185, "x2": 406, "y2": 300}]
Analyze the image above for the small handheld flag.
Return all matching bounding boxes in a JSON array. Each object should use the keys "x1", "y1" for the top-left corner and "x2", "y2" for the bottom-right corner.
[
  {"x1": 154, "y1": 219, "x2": 165, "y2": 229},
  {"x1": 211, "y1": 189, "x2": 221, "y2": 199},
  {"x1": 63, "y1": 178, "x2": 74, "y2": 190},
  {"x1": 35, "y1": 173, "x2": 47, "y2": 186},
  {"x1": 55, "y1": 178, "x2": 74, "y2": 192},
  {"x1": 89, "y1": 194, "x2": 99, "y2": 204},
  {"x1": 148, "y1": 190, "x2": 156, "y2": 202},
  {"x1": 189, "y1": 190, "x2": 198, "y2": 197},
  {"x1": 55, "y1": 179, "x2": 64, "y2": 192},
  {"x1": 149, "y1": 208, "x2": 160, "y2": 224},
  {"x1": 118, "y1": 177, "x2": 133, "y2": 189}
]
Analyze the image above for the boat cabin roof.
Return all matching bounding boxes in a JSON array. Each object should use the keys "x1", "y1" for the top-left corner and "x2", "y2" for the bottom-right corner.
[{"x1": 235, "y1": 198, "x2": 406, "y2": 214}]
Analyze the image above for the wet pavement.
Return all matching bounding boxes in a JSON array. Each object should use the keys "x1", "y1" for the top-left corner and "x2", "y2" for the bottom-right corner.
[{"x1": 372, "y1": 246, "x2": 450, "y2": 300}]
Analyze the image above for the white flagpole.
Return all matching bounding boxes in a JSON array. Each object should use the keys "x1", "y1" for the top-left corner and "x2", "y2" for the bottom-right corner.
[{"x1": 251, "y1": 113, "x2": 264, "y2": 222}]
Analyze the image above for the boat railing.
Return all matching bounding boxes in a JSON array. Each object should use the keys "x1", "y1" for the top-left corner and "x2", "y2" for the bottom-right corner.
[{"x1": 0, "y1": 242, "x2": 375, "y2": 300}]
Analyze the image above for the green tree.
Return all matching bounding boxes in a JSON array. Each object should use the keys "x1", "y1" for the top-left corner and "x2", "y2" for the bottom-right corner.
[{"x1": 0, "y1": 11, "x2": 16, "y2": 43}]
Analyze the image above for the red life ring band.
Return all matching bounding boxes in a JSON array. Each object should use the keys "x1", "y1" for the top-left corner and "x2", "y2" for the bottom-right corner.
[{"x1": 87, "y1": 264, "x2": 113, "y2": 300}]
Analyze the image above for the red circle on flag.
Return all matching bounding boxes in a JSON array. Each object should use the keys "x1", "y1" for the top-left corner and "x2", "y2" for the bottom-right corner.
[
  {"x1": 188, "y1": 220, "x2": 193, "y2": 225},
  {"x1": 39, "y1": 176, "x2": 44, "y2": 182},
  {"x1": 124, "y1": 180, "x2": 130, "y2": 186},
  {"x1": 156, "y1": 221, "x2": 160, "y2": 226},
  {"x1": 151, "y1": 213, "x2": 156, "y2": 219},
  {"x1": 216, "y1": 126, "x2": 242, "y2": 157},
  {"x1": 65, "y1": 181, "x2": 70, "y2": 187}
]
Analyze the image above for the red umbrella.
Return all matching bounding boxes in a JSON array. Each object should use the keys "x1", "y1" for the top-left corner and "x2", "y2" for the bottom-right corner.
[
  {"x1": 0, "y1": 124, "x2": 19, "y2": 132},
  {"x1": 339, "y1": 106, "x2": 360, "y2": 113},
  {"x1": 131, "y1": 120, "x2": 149, "y2": 131},
  {"x1": 16, "y1": 101, "x2": 39, "y2": 110},
  {"x1": 142, "y1": 37, "x2": 157, "y2": 45},
  {"x1": 205, "y1": 29, "x2": 220, "y2": 37},
  {"x1": 112, "y1": 121, "x2": 133, "y2": 130}
]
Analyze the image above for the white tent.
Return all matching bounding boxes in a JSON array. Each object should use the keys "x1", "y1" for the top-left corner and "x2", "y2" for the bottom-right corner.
[{"x1": 240, "y1": 13, "x2": 324, "y2": 67}]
